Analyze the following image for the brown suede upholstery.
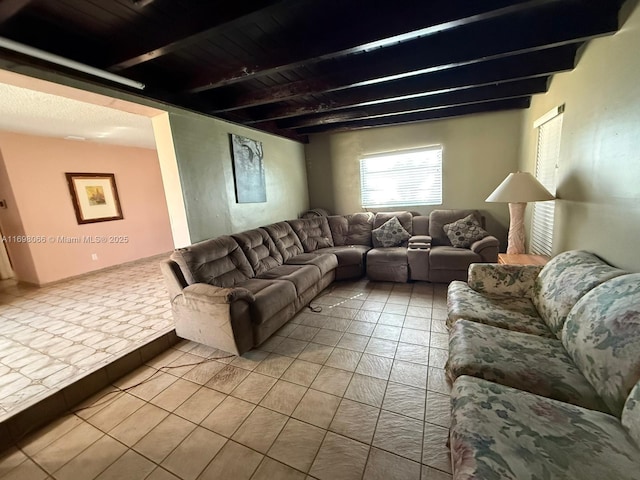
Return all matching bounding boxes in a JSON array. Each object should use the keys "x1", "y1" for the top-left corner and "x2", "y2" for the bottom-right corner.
[
  {"x1": 328, "y1": 213, "x2": 374, "y2": 246},
  {"x1": 429, "y1": 209, "x2": 481, "y2": 246},
  {"x1": 232, "y1": 228, "x2": 283, "y2": 275},
  {"x1": 256, "y1": 264, "x2": 321, "y2": 295},
  {"x1": 263, "y1": 222, "x2": 305, "y2": 261},
  {"x1": 366, "y1": 247, "x2": 409, "y2": 282},
  {"x1": 284, "y1": 252, "x2": 339, "y2": 276},
  {"x1": 287, "y1": 217, "x2": 334, "y2": 252}
]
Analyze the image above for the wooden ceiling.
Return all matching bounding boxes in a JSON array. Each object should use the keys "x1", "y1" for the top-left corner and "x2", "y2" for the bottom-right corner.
[{"x1": 0, "y1": 0, "x2": 626, "y2": 142}]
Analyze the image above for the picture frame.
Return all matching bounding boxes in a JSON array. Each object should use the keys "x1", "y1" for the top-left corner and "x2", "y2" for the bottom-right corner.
[
  {"x1": 65, "y1": 172, "x2": 124, "y2": 224},
  {"x1": 230, "y1": 134, "x2": 266, "y2": 203}
]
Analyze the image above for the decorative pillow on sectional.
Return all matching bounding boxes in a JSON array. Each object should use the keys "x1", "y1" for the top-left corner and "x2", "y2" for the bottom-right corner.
[
  {"x1": 443, "y1": 214, "x2": 488, "y2": 248},
  {"x1": 372, "y1": 216, "x2": 411, "y2": 248}
]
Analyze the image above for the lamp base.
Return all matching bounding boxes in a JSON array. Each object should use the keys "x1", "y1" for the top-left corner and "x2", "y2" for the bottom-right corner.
[{"x1": 506, "y1": 202, "x2": 526, "y2": 254}]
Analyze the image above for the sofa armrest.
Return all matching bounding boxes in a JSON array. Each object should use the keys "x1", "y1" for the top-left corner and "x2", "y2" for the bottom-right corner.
[
  {"x1": 409, "y1": 235, "x2": 431, "y2": 249},
  {"x1": 470, "y1": 235, "x2": 499, "y2": 261},
  {"x1": 468, "y1": 263, "x2": 543, "y2": 298},
  {"x1": 182, "y1": 283, "x2": 255, "y2": 306}
]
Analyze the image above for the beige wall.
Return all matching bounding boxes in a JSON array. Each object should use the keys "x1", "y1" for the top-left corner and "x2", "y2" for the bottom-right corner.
[
  {"x1": 305, "y1": 110, "x2": 524, "y2": 248},
  {"x1": 519, "y1": 1, "x2": 640, "y2": 271},
  {"x1": 0, "y1": 132, "x2": 174, "y2": 284}
]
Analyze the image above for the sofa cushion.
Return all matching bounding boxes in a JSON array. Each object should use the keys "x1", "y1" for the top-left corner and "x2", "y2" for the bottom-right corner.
[
  {"x1": 256, "y1": 264, "x2": 321, "y2": 295},
  {"x1": 171, "y1": 235, "x2": 254, "y2": 288},
  {"x1": 287, "y1": 217, "x2": 334, "y2": 252},
  {"x1": 429, "y1": 209, "x2": 479, "y2": 247},
  {"x1": 234, "y1": 278, "x2": 297, "y2": 325},
  {"x1": 327, "y1": 213, "x2": 374, "y2": 246},
  {"x1": 262, "y1": 221, "x2": 305, "y2": 262},
  {"x1": 366, "y1": 247, "x2": 408, "y2": 282},
  {"x1": 372, "y1": 216, "x2": 411, "y2": 248},
  {"x1": 532, "y1": 250, "x2": 628, "y2": 338},
  {"x1": 448, "y1": 320, "x2": 609, "y2": 412},
  {"x1": 285, "y1": 252, "x2": 338, "y2": 277},
  {"x1": 232, "y1": 228, "x2": 283, "y2": 276},
  {"x1": 622, "y1": 379, "x2": 640, "y2": 446},
  {"x1": 429, "y1": 246, "x2": 481, "y2": 271},
  {"x1": 443, "y1": 213, "x2": 488, "y2": 248},
  {"x1": 562, "y1": 273, "x2": 640, "y2": 416},
  {"x1": 447, "y1": 281, "x2": 552, "y2": 337},
  {"x1": 450, "y1": 376, "x2": 640, "y2": 480}
]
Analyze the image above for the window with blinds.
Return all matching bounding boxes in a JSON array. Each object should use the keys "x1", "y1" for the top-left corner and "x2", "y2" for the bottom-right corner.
[
  {"x1": 360, "y1": 146, "x2": 442, "y2": 208},
  {"x1": 530, "y1": 109, "x2": 563, "y2": 256}
]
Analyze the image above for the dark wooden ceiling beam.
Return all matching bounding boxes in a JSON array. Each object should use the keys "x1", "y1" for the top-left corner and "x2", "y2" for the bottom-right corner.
[
  {"x1": 205, "y1": 3, "x2": 618, "y2": 112},
  {"x1": 241, "y1": 45, "x2": 577, "y2": 124},
  {"x1": 182, "y1": 0, "x2": 560, "y2": 93},
  {"x1": 106, "y1": 0, "x2": 292, "y2": 72},
  {"x1": 294, "y1": 98, "x2": 532, "y2": 135},
  {"x1": 274, "y1": 78, "x2": 549, "y2": 129}
]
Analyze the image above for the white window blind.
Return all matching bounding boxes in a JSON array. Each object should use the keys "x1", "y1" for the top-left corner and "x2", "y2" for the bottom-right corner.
[
  {"x1": 360, "y1": 146, "x2": 442, "y2": 208},
  {"x1": 531, "y1": 110, "x2": 563, "y2": 256}
]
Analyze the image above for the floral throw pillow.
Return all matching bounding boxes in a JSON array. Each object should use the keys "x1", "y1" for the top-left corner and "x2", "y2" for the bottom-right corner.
[
  {"x1": 443, "y1": 214, "x2": 489, "y2": 248},
  {"x1": 372, "y1": 216, "x2": 411, "y2": 248}
]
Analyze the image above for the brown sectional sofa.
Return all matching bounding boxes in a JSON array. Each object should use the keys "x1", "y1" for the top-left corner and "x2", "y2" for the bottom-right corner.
[{"x1": 161, "y1": 209, "x2": 498, "y2": 354}]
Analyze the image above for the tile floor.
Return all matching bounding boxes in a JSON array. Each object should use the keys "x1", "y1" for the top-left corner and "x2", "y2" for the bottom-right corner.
[
  {"x1": 0, "y1": 255, "x2": 173, "y2": 421},
  {"x1": 0, "y1": 279, "x2": 453, "y2": 480}
]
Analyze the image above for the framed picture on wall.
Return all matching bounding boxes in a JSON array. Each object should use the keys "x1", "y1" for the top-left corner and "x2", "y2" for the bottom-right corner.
[
  {"x1": 230, "y1": 134, "x2": 266, "y2": 203},
  {"x1": 65, "y1": 173, "x2": 124, "y2": 224}
]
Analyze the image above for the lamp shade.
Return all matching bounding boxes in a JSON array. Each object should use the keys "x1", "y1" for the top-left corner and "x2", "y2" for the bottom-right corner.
[{"x1": 486, "y1": 171, "x2": 555, "y2": 203}]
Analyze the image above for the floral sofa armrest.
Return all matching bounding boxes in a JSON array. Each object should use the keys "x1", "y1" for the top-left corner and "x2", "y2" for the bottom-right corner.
[{"x1": 468, "y1": 263, "x2": 544, "y2": 298}]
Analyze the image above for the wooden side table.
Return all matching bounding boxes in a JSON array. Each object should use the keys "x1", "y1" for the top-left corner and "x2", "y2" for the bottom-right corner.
[{"x1": 498, "y1": 253, "x2": 549, "y2": 266}]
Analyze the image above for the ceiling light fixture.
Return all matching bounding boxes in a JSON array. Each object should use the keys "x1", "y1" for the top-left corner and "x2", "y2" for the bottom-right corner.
[{"x1": 0, "y1": 37, "x2": 145, "y2": 90}]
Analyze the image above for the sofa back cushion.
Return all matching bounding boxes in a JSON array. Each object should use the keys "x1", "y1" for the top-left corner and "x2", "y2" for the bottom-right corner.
[
  {"x1": 429, "y1": 209, "x2": 480, "y2": 246},
  {"x1": 411, "y1": 215, "x2": 429, "y2": 236},
  {"x1": 262, "y1": 221, "x2": 304, "y2": 261},
  {"x1": 287, "y1": 217, "x2": 334, "y2": 252},
  {"x1": 622, "y1": 378, "x2": 640, "y2": 446},
  {"x1": 562, "y1": 273, "x2": 640, "y2": 417},
  {"x1": 533, "y1": 250, "x2": 627, "y2": 338},
  {"x1": 327, "y1": 213, "x2": 374, "y2": 246},
  {"x1": 171, "y1": 235, "x2": 255, "y2": 288},
  {"x1": 232, "y1": 228, "x2": 283, "y2": 276}
]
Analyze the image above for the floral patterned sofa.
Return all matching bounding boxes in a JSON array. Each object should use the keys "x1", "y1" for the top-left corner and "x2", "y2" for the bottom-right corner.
[{"x1": 445, "y1": 250, "x2": 640, "y2": 479}]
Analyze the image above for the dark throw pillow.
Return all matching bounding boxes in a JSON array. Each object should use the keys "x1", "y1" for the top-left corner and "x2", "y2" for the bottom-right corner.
[
  {"x1": 443, "y1": 214, "x2": 489, "y2": 248},
  {"x1": 372, "y1": 216, "x2": 411, "y2": 248}
]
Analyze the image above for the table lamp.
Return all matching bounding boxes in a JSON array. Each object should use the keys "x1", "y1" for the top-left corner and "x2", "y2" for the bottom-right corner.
[{"x1": 486, "y1": 171, "x2": 555, "y2": 254}]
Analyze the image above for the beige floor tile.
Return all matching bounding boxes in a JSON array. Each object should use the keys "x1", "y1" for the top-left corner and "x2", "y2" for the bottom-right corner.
[
  {"x1": 324, "y1": 348, "x2": 362, "y2": 372},
  {"x1": 422, "y1": 424, "x2": 452, "y2": 473},
  {"x1": 231, "y1": 372, "x2": 277, "y2": 404},
  {"x1": 281, "y1": 360, "x2": 322, "y2": 387},
  {"x1": 150, "y1": 378, "x2": 200, "y2": 411},
  {"x1": 0, "y1": 458, "x2": 49, "y2": 480},
  {"x1": 199, "y1": 441, "x2": 263, "y2": 480},
  {"x1": 355, "y1": 354, "x2": 393, "y2": 380},
  {"x1": 335, "y1": 333, "x2": 369, "y2": 352},
  {"x1": 133, "y1": 414, "x2": 196, "y2": 463},
  {"x1": 429, "y1": 332, "x2": 449, "y2": 350},
  {"x1": 109, "y1": 402, "x2": 169, "y2": 446},
  {"x1": 0, "y1": 448, "x2": 27, "y2": 476},
  {"x1": 173, "y1": 386, "x2": 226, "y2": 424},
  {"x1": 181, "y1": 360, "x2": 225, "y2": 385},
  {"x1": 230, "y1": 350, "x2": 270, "y2": 372},
  {"x1": 297, "y1": 343, "x2": 334, "y2": 365},
  {"x1": 403, "y1": 316, "x2": 431, "y2": 331},
  {"x1": 382, "y1": 382, "x2": 426, "y2": 420},
  {"x1": 355, "y1": 309, "x2": 381, "y2": 321},
  {"x1": 277, "y1": 322, "x2": 299, "y2": 337},
  {"x1": 421, "y1": 466, "x2": 453, "y2": 480},
  {"x1": 95, "y1": 449, "x2": 155, "y2": 480},
  {"x1": 346, "y1": 321, "x2": 376, "y2": 336},
  {"x1": 344, "y1": 374, "x2": 386, "y2": 407},
  {"x1": 425, "y1": 391, "x2": 451, "y2": 428},
  {"x1": 395, "y1": 343, "x2": 430, "y2": 366},
  {"x1": 372, "y1": 324, "x2": 401, "y2": 341},
  {"x1": 373, "y1": 410, "x2": 424, "y2": 462},
  {"x1": 256, "y1": 334, "x2": 285, "y2": 353},
  {"x1": 428, "y1": 348, "x2": 448, "y2": 369},
  {"x1": 127, "y1": 371, "x2": 179, "y2": 402},
  {"x1": 254, "y1": 353, "x2": 296, "y2": 377},
  {"x1": 146, "y1": 467, "x2": 181, "y2": 480},
  {"x1": 292, "y1": 389, "x2": 341, "y2": 429},
  {"x1": 161, "y1": 426, "x2": 226, "y2": 480},
  {"x1": 272, "y1": 338, "x2": 309, "y2": 357},
  {"x1": 430, "y1": 320, "x2": 448, "y2": 334},
  {"x1": 400, "y1": 328, "x2": 431, "y2": 347},
  {"x1": 329, "y1": 399, "x2": 380, "y2": 444},
  {"x1": 232, "y1": 406, "x2": 288, "y2": 453},
  {"x1": 310, "y1": 432, "x2": 369, "y2": 480},
  {"x1": 311, "y1": 329, "x2": 343, "y2": 347},
  {"x1": 310, "y1": 366, "x2": 353, "y2": 396},
  {"x1": 363, "y1": 447, "x2": 421, "y2": 480},
  {"x1": 32, "y1": 421, "x2": 103, "y2": 474},
  {"x1": 85, "y1": 392, "x2": 146, "y2": 433},
  {"x1": 267, "y1": 418, "x2": 326, "y2": 472},
  {"x1": 288, "y1": 325, "x2": 321, "y2": 341},
  {"x1": 18, "y1": 413, "x2": 84, "y2": 456},
  {"x1": 427, "y1": 367, "x2": 451, "y2": 395},
  {"x1": 259, "y1": 380, "x2": 307, "y2": 415},
  {"x1": 53, "y1": 435, "x2": 127, "y2": 480},
  {"x1": 390, "y1": 360, "x2": 428, "y2": 389},
  {"x1": 364, "y1": 338, "x2": 397, "y2": 358},
  {"x1": 205, "y1": 365, "x2": 250, "y2": 394},
  {"x1": 377, "y1": 313, "x2": 405, "y2": 326},
  {"x1": 201, "y1": 396, "x2": 255, "y2": 437},
  {"x1": 251, "y1": 457, "x2": 306, "y2": 480}
]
